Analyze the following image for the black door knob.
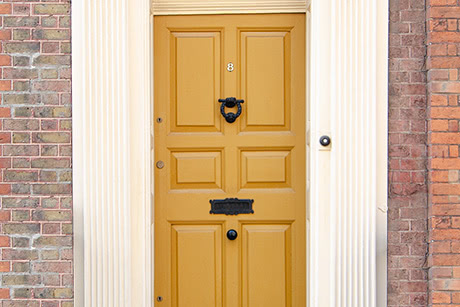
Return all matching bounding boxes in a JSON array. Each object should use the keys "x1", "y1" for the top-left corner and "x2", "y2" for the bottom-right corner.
[
  {"x1": 227, "y1": 229, "x2": 238, "y2": 240},
  {"x1": 320, "y1": 135, "x2": 331, "y2": 147}
]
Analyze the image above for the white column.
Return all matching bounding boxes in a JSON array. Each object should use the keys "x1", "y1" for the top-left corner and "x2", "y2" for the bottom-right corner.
[
  {"x1": 309, "y1": 0, "x2": 388, "y2": 306},
  {"x1": 72, "y1": 0, "x2": 152, "y2": 306}
]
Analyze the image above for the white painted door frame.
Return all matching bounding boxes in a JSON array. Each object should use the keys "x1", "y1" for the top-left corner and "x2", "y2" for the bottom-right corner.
[{"x1": 72, "y1": 0, "x2": 388, "y2": 306}]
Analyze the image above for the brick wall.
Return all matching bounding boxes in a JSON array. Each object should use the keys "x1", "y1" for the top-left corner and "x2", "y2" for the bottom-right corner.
[
  {"x1": 388, "y1": 0, "x2": 429, "y2": 306},
  {"x1": 427, "y1": 1, "x2": 460, "y2": 306},
  {"x1": 0, "y1": 1, "x2": 72, "y2": 306}
]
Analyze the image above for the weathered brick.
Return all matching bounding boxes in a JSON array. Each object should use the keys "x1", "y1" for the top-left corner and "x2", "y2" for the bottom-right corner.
[
  {"x1": 61, "y1": 42, "x2": 71, "y2": 54},
  {"x1": 32, "y1": 80, "x2": 70, "y2": 92},
  {"x1": 12, "y1": 132, "x2": 30, "y2": 143},
  {"x1": 34, "y1": 287, "x2": 73, "y2": 299},
  {"x1": 10, "y1": 182, "x2": 29, "y2": 192},
  {"x1": 62, "y1": 224, "x2": 72, "y2": 235},
  {"x1": 32, "y1": 262, "x2": 71, "y2": 273},
  {"x1": 13, "y1": 106, "x2": 31, "y2": 117},
  {"x1": 3, "y1": 119, "x2": 39, "y2": 131},
  {"x1": 33, "y1": 29, "x2": 70, "y2": 40},
  {"x1": 3, "y1": 145, "x2": 39, "y2": 156},
  {"x1": 4, "y1": 42, "x2": 40, "y2": 54},
  {"x1": 31, "y1": 158, "x2": 70, "y2": 168},
  {"x1": 33, "y1": 55, "x2": 71, "y2": 67},
  {"x1": 41, "y1": 250, "x2": 59, "y2": 260},
  {"x1": 12, "y1": 237, "x2": 29, "y2": 248},
  {"x1": 32, "y1": 210, "x2": 71, "y2": 221},
  {"x1": 39, "y1": 170, "x2": 57, "y2": 182},
  {"x1": 33, "y1": 236, "x2": 71, "y2": 247},
  {"x1": 3, "y1": 68, "x2": 38, "y2": 79},
  {"x1": 2, "y1": 249, "x2": 38, "y2": 261},
  {"x1": 4, "y1": 170, "x2": 38, "y2": 182},
  {"x1": 42, "y1": 198, "x2": 59, "y2": 208},
  {"x1": 11, "y1": 289, "x2": 33, "y2": 299},
  {"x1": 41, "y1": 145, "x2": 58, "y2": 156},
  {"x1": 11, "y1": 211, "x2": 29, "y2": 222},
  {"x1": 4, "y1": 16, "x2": 39, "y2": 27},
  {"x1": 3, "y1": 301, "x2": 39, "y2": 307},
  {"x1": 33, "y1": 4, "x2": 70, "y2": 15},
  {"x1": 32, "y1": 184, "x2": 71, "y2": 195},
  {"x1": 12, "y1": 56, "x2": 29, "y2": 67},
  {"x1": 4, "y1": 94, "x2": 41, "y2": 105},
  {"x1": 3, "y1": 223, "x2": 40, "y2": 234},
  {"x1": 41, "y1": 69, "x2": 58, "y2": 79},
  {"x1": 60, "y1": 170, "x2": 72, "y2": 182},
  {"x1": 41, "y1": 16, "x2": 57, "y2": 28},
  {"x1": 3, "y1": 275, "x2": 41, "y2": 286},
  {"x1": 32, "y1": 132, "x2": 70, "y2": 143},
  {"x1": 60, "y1": 16, "x2": 71, "y2": 28},
  {"x1": 2, "y1": 198, "x2": 39, "y2": 208},
  {"x1": 13, "y1": 262, "x2": 29, "y2": 273}
]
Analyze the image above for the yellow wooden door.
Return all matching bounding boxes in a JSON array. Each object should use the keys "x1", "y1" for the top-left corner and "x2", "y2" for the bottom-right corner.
[{"x1": 154, "y1": 14, "x2": 306, "y2": 307}]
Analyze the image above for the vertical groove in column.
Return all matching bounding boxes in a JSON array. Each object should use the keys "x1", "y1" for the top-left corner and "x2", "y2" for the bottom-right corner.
[
  {"x1": 332, "y1": 0, "x2": 378, "y2": 306},
  {"x1": 80, "y1": 0, "x2": 130, "y2": 305}
]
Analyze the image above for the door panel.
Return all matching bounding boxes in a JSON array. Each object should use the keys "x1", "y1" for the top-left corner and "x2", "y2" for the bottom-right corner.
[
  {"x1": 240, "y1": 149, "x2": 292, "y2": 189},
  {"x1": 170, "y1": 31, "x2": 222, "y2": 133},
  {"x1": 240, "y1": 30, "x2": 291, "y2": 131},
  {"x1": 241, "y1": 224, "x2": 292, "y2": 307},
  {"x1": 155, "y1": 14, "x2": 305, "y2": 307},
  {"x1": 171, "y1": 225, "x2": 223, "y2": 307},
  {"x1": 171, "y1": 150, "x2": 223, "y2": 190}
]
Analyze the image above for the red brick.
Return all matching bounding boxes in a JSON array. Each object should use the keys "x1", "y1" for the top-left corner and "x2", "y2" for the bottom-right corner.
[
  {"x1": 0, "y1": 30, "x2": 11, "y2": 41},
  {"x1": 0, "y1": 80, "x2": 11, "y2": 91},
  {"x1": 432, "y1": 291, "x2": 451, "y2": 304},
  {"x1": 429, "y1": 7, "x2": 460, "y2": 18},
  {"x1": 0, "y1": 4, "x2": 12, "y2": 14},
  {"x1": 0, "y1": 55, "x2": 11, "y2": 66},
  {"x1": 0, "y1": 236, "x2": 10, "y2": 248},
  {"x1": 431, "y1": 107, "x2": 460, "y2": 119},
  {"x1": 0, "y1": 289, "x2": 10, "y2": 299},
  {"x1": 0, "y1": 108, "x2": 11, "y2": 118},
  {"x1": 0, "y1": 185, "x2": 11, "y2": 195}
]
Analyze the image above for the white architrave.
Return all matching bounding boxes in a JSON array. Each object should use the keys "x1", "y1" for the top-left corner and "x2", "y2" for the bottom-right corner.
[
  {"x1": 73, "y1": 0, "x2": 388, "y2": 306},
  {"x1": 152, "y1": 0, "x2": 307, "y2": 15}
]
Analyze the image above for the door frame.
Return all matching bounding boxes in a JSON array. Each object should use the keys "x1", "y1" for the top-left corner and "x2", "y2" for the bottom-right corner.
[{"x1": 72, "y1": 0, "x2": 388, "y2": 306}]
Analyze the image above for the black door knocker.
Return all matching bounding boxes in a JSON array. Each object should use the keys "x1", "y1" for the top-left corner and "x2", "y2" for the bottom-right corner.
[{"x1": 218, "y1": 97, "x2": 244, "y2": 123}]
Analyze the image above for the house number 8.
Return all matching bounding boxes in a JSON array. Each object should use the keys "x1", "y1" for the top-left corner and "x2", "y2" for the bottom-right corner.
[{"x1": 227, "y1": 62, "x2": 234, "y2": 72}]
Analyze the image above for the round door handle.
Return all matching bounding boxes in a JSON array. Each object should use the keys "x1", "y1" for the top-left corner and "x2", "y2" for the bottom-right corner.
[
  {"x1": 320, "y1": 135, "x2": 331, "y2": 147},
  {"x1": 227, "y1": 229, "x2": 238, "y2": 240}
]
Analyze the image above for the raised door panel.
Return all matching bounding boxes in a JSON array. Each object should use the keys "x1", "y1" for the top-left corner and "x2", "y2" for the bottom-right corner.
[
  {"x1": 170, "y1": 150, "x2": 223, "y2": 190},
  {"x1": 171, "y1": 31, "x2": 222, "y2": 133},
  {"x1": 171, "y1": 225, "x2": 223, "y2": 307},
  {"x1": 239, "y1": 30, "x2": 291, "y2": 132},
  {"x1": 239, "y1": 149, "x2": 292, "y2": 189},
  {"x1": 241, "y1": 224, "x2": 292, "y2": 307}
]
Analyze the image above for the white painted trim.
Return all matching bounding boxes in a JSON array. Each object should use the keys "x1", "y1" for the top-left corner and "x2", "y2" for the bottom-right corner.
[
  {"x1": 152, "y1": 0, "x2": 307, "y2": 15},
  {"x1": 73, "y1": 0, "x2": 388, "y2": 306},
  {"x1": 309, "y1": 0, "x2": 388, "y2": 306},
  {"x1": 72, "y1": 0, "x2": 152, "y2": 305}
]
